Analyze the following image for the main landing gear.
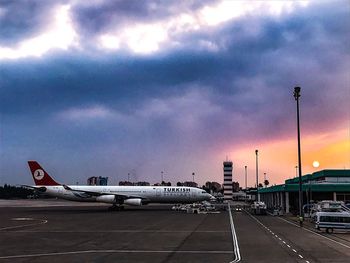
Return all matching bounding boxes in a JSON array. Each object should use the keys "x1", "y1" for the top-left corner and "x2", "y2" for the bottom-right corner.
[{"x1": 108, "y1": 204, "x2": 125, "y2": 211}]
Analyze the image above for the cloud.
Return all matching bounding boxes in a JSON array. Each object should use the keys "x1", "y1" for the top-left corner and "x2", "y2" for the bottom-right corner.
[
  {"x1": 0, "y1": 4, "x2": 78, "y2": 59},
  {"x1": 58, "y1": 105, "x2": 114, "y2": 121},
  {"x1": 1, "y1": 0, "x2": 349, "y2": 140},
  {"x1": 95, "y1": 1, "x2": 311, "y2": 54},
  {"x1": 0, "y1": 1, "x2": 61, "y2": 45},
  {"x1": 0, "y1": 0, "x2": 312, "y2": 57}
]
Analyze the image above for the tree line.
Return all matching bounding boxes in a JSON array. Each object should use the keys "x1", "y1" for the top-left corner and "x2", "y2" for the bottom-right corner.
[{"x1": 0, "y1": 184, "x2": 33, "y2": 199}]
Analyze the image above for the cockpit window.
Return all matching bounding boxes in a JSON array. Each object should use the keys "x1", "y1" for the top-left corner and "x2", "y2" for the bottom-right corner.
[{"x1": 202, "y1": 191, "x2": 207, "y2": 194}]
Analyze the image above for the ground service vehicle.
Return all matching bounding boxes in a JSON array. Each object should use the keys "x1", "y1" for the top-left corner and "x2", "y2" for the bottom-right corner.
[{"x1": 315, "y1": 211, "x2": 350, "y2": 233}]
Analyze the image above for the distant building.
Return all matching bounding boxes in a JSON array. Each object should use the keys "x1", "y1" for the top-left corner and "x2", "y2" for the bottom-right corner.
[
  {"x1": 205, "y1": 181, "x2": 222, "y2": 193},
  {"x1": 223, "y1": 161, "x2": 233, "y2": 200},
  {"x1": 232, "y1": 181, "x2": 240, "y2": 192},
  {"x1": 87, "y1": 176, "x2": 108, "y2": 186}
]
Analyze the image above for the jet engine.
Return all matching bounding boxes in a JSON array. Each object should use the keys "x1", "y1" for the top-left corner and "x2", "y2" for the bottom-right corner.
[
  {"x1": 96, "y1": 195, "x2": 116, "y2": 204},
  {"x1": 36, "y1": 186, "x2": 47, "y2": 193},
  {"x1": 124, "y1": 198, "x2": 142, "y2": 206}
]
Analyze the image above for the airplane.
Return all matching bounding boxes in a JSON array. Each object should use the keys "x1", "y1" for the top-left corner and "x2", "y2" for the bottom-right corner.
[{"x1": 25, "y1": 161, "x2": 215, "y2": 210}]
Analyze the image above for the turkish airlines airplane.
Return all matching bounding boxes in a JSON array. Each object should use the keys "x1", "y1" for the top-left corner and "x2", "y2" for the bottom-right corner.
[{"x1": 26, "y1": 161, "x2": 214, "y2": 210}]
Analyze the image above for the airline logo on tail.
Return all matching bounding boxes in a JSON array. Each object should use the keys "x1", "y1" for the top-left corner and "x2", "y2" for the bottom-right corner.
[
  {"x1": 28, "y1": 161, "x2": 60, "y2": 186},
  {"x1": 33, "y1": 169, "x2": 45, "y2": 180}
]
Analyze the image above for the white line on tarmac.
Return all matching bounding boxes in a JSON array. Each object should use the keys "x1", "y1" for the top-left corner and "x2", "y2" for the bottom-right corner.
[
  {"x1": 4, "y1": 230, "x2": 229, "y2": 233},
  {"x1": 277, "y1": 216, "x2": 350, "y2": 249},
  {"x1": 0, "y1": 219, "x2": 48, "y2": 231},
  {"x1": 228, "y1": 204, "x2": 241, "y2": 263},
  {"x1": 244, "y1": 211, "x2": 309, "y2": 262},
  {"x1": 0, "y1": 250, "x2": 233, "y2": 259}
]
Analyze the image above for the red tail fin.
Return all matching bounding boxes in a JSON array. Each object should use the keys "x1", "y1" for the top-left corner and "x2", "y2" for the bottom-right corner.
[{"x1": 28, "y1": 161, "x2": 60, "y2": 186}]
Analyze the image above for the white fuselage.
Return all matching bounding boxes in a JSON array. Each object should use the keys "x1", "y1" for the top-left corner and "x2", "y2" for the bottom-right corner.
[{"x1": 40, "y1": 185, "x2": 213, "y2": 204}]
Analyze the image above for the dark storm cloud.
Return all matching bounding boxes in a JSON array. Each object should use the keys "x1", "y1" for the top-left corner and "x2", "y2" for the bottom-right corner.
[
  {"x1": 0, "y1": 0, "x2": 68, "y2": 45},
  {"x1": 1, "y1": 1, "x2": 349, "y2": 134},
  {"x1": 71, "y1": 0, "x2": 216, "y2": 37}
]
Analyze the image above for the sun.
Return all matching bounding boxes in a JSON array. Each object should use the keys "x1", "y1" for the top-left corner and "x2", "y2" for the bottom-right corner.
[{"x1": 312, "y1": 161, "x2": 320, "y2": 168}]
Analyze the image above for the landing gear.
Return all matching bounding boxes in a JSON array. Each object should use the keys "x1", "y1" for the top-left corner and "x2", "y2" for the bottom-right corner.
[
  {"x1": 326, "y1": 228, "x2": 334, "y2": 234},
  {"x1": 108, "y1": 204, "x2": 125, "y2": 211}
]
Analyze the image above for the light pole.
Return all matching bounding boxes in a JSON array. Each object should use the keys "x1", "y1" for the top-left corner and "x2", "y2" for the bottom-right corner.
[
  {"x1": 161, "y1": 171, "x2": 164, "y2": 184},
  {"x1": 294, "y1": 86, "x2": 303, "y2": 227},
  {"x1": 192, "y1": 172, "x2": 195, "y2": 183},
  {"x1": 255, "y1": 149, "x2": 259, "y2": 202},
  {"x1": 245, "y1": 165, "x2": 248, "y2": 202}
]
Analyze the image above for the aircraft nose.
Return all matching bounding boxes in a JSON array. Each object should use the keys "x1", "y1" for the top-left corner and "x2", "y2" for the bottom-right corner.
[{"x1": 208, "y1": 194, "x2": 216, "y2": 201}]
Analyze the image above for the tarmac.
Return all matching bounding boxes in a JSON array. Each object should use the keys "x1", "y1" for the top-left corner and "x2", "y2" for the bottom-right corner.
[
  {"x1": 0, "y1": 200, "x2": 233, "y2": 263},
  {"x1": 0, "y1": 200, "x2": 350, "y2": 263}
]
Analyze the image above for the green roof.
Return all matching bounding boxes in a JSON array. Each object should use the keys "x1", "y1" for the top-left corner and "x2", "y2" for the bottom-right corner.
[
  {"x1": 285, "y1": 169, "x2": 350, "y2": 184},
  {"x1": 259, "y1": 169, "x2": 350, "y2": 193},
  {"x1": 260, "y1": 183, "x2": 350, "y2": 193},
  {"x1": 259, "y1": 184, "x2": 285, "y2": 193},
  {"x1": 285, "y1": 174, "x2": 312, "y2": 184}
]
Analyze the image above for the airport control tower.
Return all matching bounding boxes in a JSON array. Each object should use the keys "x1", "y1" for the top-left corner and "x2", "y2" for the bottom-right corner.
[{"x1": 223, "y1": 160, "x2": 233, "y2": 201}]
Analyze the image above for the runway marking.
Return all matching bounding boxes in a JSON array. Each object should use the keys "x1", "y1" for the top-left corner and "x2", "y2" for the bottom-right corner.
[
  {"x1": 0, "y1": 250, "x2": 233, "y2": 259},
  {"x1": 0, "y1": 219, "x2": 48, "y2": 231},
  {"x1": 12, "y1": 218, "x2": 35, "y2": 221},
  {"x1": 228, "y1": 204, "x2": 241, "y2": 263},
  {"x1": 6, "y1": 230, "x2": 229, "y2": 233},
  {"x1": 244, "y1": 211, "x2": 309, "y2": 262},
  {"x1": 276, "y1": 216, "x2": 350, "y2": 249}
]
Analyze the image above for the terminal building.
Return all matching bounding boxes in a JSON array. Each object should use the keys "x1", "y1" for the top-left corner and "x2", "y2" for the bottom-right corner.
[
  {"x1": 259, "y1": 169, "x2": 350, "y2": 214},
  {"x1": 223, "y1": 160, "x2": 233, "y2": 200},
  {"x1": 87, "y1": 176, "x2": 108, "y2": 186}
]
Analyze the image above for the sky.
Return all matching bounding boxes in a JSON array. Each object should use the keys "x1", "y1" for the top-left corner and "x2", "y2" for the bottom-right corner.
[{"x1": 0, "y1": 0, "x2": 349, "y2": 187}]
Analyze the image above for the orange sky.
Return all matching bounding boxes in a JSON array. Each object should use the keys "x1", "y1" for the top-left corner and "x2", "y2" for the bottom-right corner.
[{"x1": 220, "y1": 125, "x2": 350, "y2": 187}]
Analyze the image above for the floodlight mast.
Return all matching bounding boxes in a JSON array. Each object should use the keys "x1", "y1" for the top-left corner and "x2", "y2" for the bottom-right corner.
[{"x1": 294, "y1": 86, "x2": 303, "y2": 227}]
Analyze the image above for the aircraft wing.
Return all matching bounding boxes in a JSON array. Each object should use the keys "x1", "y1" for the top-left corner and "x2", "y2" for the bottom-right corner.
[{"x1": 62, "y1": 185, "x2": 143, "y2": 200}]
